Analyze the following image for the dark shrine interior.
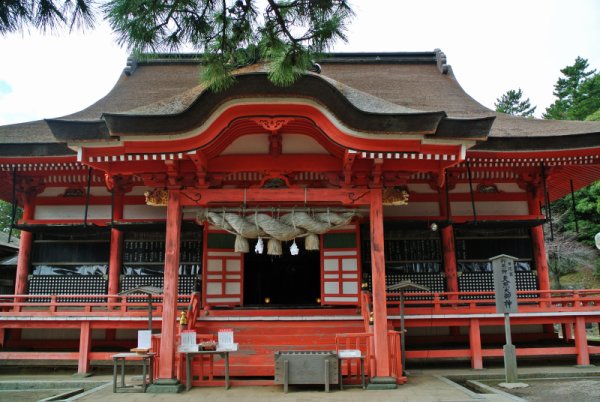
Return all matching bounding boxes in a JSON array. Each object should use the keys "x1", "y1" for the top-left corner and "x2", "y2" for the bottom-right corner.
[{"x1": 243, "y1": 238, "x2": 321, "y2": 307}]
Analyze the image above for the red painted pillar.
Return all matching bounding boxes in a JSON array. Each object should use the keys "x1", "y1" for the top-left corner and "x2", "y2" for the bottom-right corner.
[
  {"x1": 528, "y1": 195, "x2": 550, "y2": 292},
  {"x1": 369, "y1": 188, "x2": 391, "y2": 378},
  {"x1": 562, "y1": 323, "x2": 573, "y2": 341},
  {"x1": 108, "y1": 188, "x2": 124, "y2": 301},
  {"x1": 14, "y1": 195, "x2": 35, "y2": 299},
  {"x1": 574, "y1": 317, "x2": 590, "y2": 366},
  {"x1": 439, "y1": 186, "x2": 460, "y2": 336},
  {"x1": 157, "y1": 189, "x2": 182, "y2": 381},
  {"x1": 441, "y1": 226, "x2": 458, "y2": 295},
  {"x1": 77, "y1": 322, "x2": 92, "y2": 375},
  {"x1": 528, "y1": 194, "x2": 553, "y2": 336},
  {"x1": 441, "y1": 225, "x2": 461, "y2": 337},
  {"x1": 531, "y1": 227, "x2": 550, "y2": 291},
  {"x1": 469, "y1": 318, "x2": 483, "y2": 369}
]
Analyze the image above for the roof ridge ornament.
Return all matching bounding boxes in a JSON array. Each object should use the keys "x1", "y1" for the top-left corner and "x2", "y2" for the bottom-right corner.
[
  {"x1": 434, "y1": 49, "x2": 449, "y2": 75},
  {"x1": 124, "y1": 56, "x2": 138, "y2": 76}
]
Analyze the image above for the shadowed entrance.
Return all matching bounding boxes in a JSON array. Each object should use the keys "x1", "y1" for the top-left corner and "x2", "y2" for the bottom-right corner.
[{"x1": 243, "y1": 239, "x2": 320, "y2": 306}]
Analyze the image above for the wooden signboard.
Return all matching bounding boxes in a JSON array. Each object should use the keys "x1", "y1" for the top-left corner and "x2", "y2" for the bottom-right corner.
[{"x1": 491, "y1": 254, "x2": 518, "y2": 314}]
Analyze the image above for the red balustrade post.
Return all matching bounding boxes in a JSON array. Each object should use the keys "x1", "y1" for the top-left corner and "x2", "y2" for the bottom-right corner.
[
  {"x1": 76, "y1": 322, "x2": 92, "y2": 376},
  {"x1": 469, "y1": 318, "x2": 483, "y2": 369},
  {"x1": 574, "y1": 316, "x2": 590, "y2": 366}
]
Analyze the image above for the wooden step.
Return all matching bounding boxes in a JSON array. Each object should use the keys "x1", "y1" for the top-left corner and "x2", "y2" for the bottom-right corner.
[{"x1": 188, "y1": 318, "x2": 366, "y2": 378}]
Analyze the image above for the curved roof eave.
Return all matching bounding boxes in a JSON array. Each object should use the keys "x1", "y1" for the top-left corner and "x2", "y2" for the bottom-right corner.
[
  {"x1": 471, "y1": 132, "x2": 600, "y2": 152},
  {"x1": 45, "y1": 119, "x2": 111, "y2": 142},
  {"x1": 96, "y1": 73, "x2": 490, "y2": 142}
]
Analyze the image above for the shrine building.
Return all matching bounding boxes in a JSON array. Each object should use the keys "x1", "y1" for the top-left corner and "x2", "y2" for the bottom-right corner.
[{"x1": 0, "y1": 51, "x2": 599, "y2": 389}]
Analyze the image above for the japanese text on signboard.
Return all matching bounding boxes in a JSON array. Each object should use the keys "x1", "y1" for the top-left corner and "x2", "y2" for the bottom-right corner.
[{"x1": 491, "y1": 255, "x2": 518, "y2": 314}]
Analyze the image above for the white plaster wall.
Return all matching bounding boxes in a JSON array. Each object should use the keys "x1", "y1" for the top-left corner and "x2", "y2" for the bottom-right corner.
[
  {"x1": 35, "y1": 205, "x2": 111, "y2": 220},
  {"x1": 128, "y1": 186, "x2": 153, "y2": 196},
  {"x1": 383, "y1": 202, "x2": 439, "y2": 217},
  {"x1": 221, "y1": 134, "x2": 269, "y2": 154},
  {"x1": 450, "y1": 201, "x2": 528, "y2": 216},
  {"x1": 38, "y1": 187, "x2": 68, "y2": 197},
  {"x1": 496, "y1": 183, "x2": 525, "y2": 192},
  {"x1": 38, "y1": 186, "x2": 111, "y2": 197},
  {"x1": 407, "y1": 184, "x2": 437, "y2": 194},
  {"x1": 450, "y1": 183, "x2": 525, "y2": 193},
  {"x1": 282, "y1": 134, "x2": 329, "y2": 154},
  {"x1": 123, "y1": 204, "x2": 167, "y2": 219}
]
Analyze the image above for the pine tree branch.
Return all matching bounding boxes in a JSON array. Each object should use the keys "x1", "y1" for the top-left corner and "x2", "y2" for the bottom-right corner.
[{"x1": 266, "y1": 0, "x2": 298, "y2": 44}]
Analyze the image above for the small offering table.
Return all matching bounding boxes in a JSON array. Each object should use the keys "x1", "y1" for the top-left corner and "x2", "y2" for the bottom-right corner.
[
  {"x1": 111, "y1": 352, "x2": 155, "y2": 393},
  {"x1": 181, "y1": 348, "x2": 236, "y2": 391}
]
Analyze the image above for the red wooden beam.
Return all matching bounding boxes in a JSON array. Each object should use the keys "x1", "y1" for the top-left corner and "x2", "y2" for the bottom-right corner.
[
  {"x1": 180, "y1": 187, "x2": 372, "y2": 207},
  {"x1": 115, "y1": 105, "x2": 428, "y2": 154},
  {"x1": 208, "y1": 154, "x2": 341, "y2": 172}
]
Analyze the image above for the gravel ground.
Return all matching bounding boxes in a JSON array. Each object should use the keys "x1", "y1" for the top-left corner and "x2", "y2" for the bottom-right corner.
[
  {"x1": 0, "y1": 389, "x2": 75, "y2": 402},
  {"x1": 492, "y1": 378, "x2": 600, "y2": 402}
]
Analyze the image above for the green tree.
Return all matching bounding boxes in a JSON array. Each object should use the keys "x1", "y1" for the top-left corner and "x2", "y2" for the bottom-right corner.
[
  {"x1": 494, "y1": 88, "x2": 536, "y2": 117},
  {"x1": 546, "y1": 232, "x2": 596, "y2": 289},
  {"x1": 585, "y1": 108, "x2": 600, "y2": 121},
  {"x1": 552, "y1": 181, "x2": 600, "y2": 247},
  {"x1": 0, "y1": 0, "x2": 95, "y2": 33},
  {"x1": 0, "y1": 200, "x2": 21, "y2": 236},
  {"x1": 543, "y1": 57, "x2": 600, "y2": 120},
  {"x1": 543, "y1": 58, "x2": 600, "y2": 283},
  {"x1": 1, "y1": 1, "x2": 354, "y2": 91}
]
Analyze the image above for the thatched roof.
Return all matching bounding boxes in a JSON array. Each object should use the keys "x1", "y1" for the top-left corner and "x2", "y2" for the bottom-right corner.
[{"x1": 1, "y1": 51, "x2": 599, "y2": 155}]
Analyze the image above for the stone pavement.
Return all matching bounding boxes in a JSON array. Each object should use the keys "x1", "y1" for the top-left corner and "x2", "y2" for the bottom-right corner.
[{"x1": 1, "y1": 364, "x2": 599, "y2": 402}]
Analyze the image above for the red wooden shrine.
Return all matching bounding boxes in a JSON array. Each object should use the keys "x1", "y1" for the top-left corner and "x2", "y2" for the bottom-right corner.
[{"x1": 0, "y1": 51, "x2": 599, "y2": 388}]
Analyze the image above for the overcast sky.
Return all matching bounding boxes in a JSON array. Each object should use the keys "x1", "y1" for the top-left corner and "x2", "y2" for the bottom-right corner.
[{"x1": 1, "y1": 0, "x2": 599, "y2": 126}]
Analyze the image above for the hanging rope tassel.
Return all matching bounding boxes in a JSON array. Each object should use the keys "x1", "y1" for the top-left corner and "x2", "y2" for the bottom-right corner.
[
  {"x1": 267, "y1": 238, "x2": 282, "y2": 255},
  {"x1": 234, "y1": 235, "x2": 249, "y2": 253},
  {"x1": 305, "y1": 233, "x2": 320, "y2": 251}
]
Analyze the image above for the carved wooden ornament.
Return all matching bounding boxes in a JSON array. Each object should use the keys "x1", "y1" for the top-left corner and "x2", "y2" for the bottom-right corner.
[
  {"x1": 382, "y1": 186, "x2": 410, "y2": 206},
  {"x1": 144, "y1": 188, "x2": 169, "y2": 206}
]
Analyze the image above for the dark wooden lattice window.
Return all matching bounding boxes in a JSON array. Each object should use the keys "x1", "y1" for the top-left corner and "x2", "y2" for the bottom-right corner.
[
  {"x1": 362, "y1": 225, "x2": 442, "y2": 274},
  {"x1": 29, "y1": 230, "x2": 110, "y2": 299},
  {"x1": 31, "y1": 231, "x2": 110, "y2": 276},
  {"x1": 122, "y1": 226, "x2": 202, "y2": 277},
  {"x1": 455, "y1": 227, "x2": 533, "y2": 273}
]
